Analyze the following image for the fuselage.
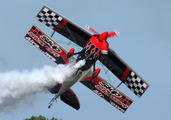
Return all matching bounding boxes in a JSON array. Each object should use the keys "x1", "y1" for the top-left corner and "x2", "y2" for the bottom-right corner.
[{"x1": 76, "y1": 35, "x2": 109, "y2": 71}]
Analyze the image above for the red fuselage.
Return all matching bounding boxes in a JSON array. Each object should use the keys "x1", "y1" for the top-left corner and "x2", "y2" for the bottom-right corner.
[{"x1": 76, "y1": 35, "x2": 109, "y2": 71}]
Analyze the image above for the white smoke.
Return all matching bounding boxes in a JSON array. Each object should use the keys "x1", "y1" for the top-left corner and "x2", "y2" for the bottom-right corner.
[{"x1": 0, "y1": 60, "x2": 85, "y2": 113}]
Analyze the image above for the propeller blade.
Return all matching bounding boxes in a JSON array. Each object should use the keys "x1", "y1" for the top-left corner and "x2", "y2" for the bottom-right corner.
[
  {"x1": 108, "y1": 30, "x2": 120, "y2": 37},
  {"x1": 85, "y1": 25, "x2": 99, "y2": 35}
]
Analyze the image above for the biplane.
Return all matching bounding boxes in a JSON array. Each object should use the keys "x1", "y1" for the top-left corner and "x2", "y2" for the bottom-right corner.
[{"x1": 24, "y1": 5, "x2": 149, "y2": 113}]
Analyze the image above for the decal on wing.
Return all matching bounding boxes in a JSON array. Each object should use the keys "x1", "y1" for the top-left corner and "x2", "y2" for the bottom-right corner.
[
  {"x1": 24, "y1": 25, "x2": 75, "y2": 65},
  {"x1": 36, "y1": 6, "x2": 65, "y2": 31},
  {"x1": 123, "y1": 71, "x2": 149, "y2": 98},
  {"x1": 80, "y1": 76, "x2": 133, "y2": 113},
  {"x1": 36, "y1": 5, "x2": 92, "y2": 48},
  {"x1": 99, "y1": 48, "x2": 149, "y2": 97}
]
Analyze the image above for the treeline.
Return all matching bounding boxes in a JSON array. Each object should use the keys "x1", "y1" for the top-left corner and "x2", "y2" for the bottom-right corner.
[{"x1": 24, "y1": 115, "x2": 62, "y2": 120}]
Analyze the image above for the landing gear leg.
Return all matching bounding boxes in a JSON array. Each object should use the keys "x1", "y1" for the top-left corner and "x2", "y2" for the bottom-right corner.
[
  {"x1": 91, "y1": 61, "x2": 101, "y2": 80},
  {"x1": 48, "y1": 94, "x2": 58, "y2": 108}
]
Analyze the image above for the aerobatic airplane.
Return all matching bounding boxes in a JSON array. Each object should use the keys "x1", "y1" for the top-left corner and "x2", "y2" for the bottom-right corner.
[{"x1": 24, "y1": 5, "x2": 149, "y2": 113}]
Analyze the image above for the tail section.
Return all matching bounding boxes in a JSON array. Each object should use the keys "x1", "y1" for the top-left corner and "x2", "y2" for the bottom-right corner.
[
  {"x1": 47, "y1": 83, "x2": 80, "y2": 110},
  {"x1": 60, "y1": 88, "x2": 80, "y2": 110}
]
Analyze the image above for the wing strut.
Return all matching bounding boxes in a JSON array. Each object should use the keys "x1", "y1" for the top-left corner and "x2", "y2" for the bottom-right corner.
[
  {"x1": 100, "y1": 64, "x2": 114, "y2": 85},
  {"x1": 65, "y1": 24, "x2": 78, "y2": 45},
  {"x1": 67, "y1": 40, "x2": 72, "y2": 45},
  {"x1": 117, "y1": 78, "x2": 127, "y2": 88},
  {"x1": 51, "y1": 25, "x2": 58, "y2": 37},
  {"x1": 51, "y1": 30, "x2": 56, "y2": 37},
  {"x1": 117, "y1": 82, "x2": 122, "y2": 88}
]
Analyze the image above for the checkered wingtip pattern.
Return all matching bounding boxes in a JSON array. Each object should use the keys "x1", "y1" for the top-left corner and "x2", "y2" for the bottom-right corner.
[
  {"x1": 35, "y1": 6, "x2": 63, "y2": 30},
  {"x1": 30, "y1": 25, "x2": 43, "y2": 36},
  {"x1": 123, "y1": 71, "x2": 149, "y2": 98},
  {"x1": 121, "y1": 95, "x2": 133, "y2": 105}
]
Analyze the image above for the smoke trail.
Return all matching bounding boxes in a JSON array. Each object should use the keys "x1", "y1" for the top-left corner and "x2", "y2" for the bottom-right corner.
[{"x1": 0, "y1": 60, "x2": 85, "y2": 113}]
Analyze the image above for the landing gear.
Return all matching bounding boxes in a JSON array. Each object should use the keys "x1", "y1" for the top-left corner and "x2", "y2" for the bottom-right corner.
[
  {"x1": 65, "y1": 48, "x2": 86, "y2": 61},
  {"x1": 48, "y1": 105, "x2": 51, "y2": 108},
  {"x1": 91, "y1": 68, "x2": 101, "y2": 80},
  {"x1": 91, "y1": 61, "x2": 101, "y2": 80},
  {"x1": 48, "y1": 94, "x2": 58, "y2": 108},
  {"x1": 65, "y1": 48, "x2": 75, "y2": 60}
]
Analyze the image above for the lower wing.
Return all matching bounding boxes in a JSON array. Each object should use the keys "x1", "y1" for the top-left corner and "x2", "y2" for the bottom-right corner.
[
  {"x1": 24, "y1": 24, "x2": 76, "y2": 65},
  {"x1": 80, "y1": 69, "x2": 133, "y2": 113}
]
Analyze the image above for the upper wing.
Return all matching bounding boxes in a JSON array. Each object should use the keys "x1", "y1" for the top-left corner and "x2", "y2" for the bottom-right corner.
[
  {"x1": 35, "y1": 5, "x2": 92, "y2": 48},
  {"x1": 99, "y1": 49, "x2": 149, "y2": 98},
  {"x1": 35, "y1": 5, "x2": 149, "y2": 97},
  {"x1": 24, "y1": 24, "x2": 76, "y2": 65}
]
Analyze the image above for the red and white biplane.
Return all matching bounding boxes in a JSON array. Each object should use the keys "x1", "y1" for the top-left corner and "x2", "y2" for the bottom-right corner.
[{"x1": 24, "y1": 5, "x2": 149, "y2": 113}]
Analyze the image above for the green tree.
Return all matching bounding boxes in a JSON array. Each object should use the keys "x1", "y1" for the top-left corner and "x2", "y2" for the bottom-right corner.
[{"x1": 24, "y1": 115, "x2": 60, "y2": 120}]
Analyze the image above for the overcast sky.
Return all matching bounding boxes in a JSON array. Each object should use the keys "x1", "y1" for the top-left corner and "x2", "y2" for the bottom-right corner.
[{"x1": 0, "y1": 0, "x2": 171, "y2": 120}]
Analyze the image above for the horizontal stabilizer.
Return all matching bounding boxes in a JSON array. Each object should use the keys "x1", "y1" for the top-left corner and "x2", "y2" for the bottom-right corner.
[{"x1": 60, "y1": 89, "x2": 80, "y2": 110}]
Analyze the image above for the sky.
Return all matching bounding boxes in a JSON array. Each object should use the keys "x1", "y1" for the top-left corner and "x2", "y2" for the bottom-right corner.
[{"x1": 0, "y1": 0, "x2": 171, "y2": 120}]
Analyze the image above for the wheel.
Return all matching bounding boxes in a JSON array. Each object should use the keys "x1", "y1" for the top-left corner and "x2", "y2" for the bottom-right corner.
[{"x1": 48, "y1": 105, "x2": 51, "y2": 108}]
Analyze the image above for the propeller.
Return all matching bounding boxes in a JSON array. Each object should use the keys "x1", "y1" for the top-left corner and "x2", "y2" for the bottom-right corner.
[{"x1": 85, "y1": 25, "x2": 119, "y2": 41}]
